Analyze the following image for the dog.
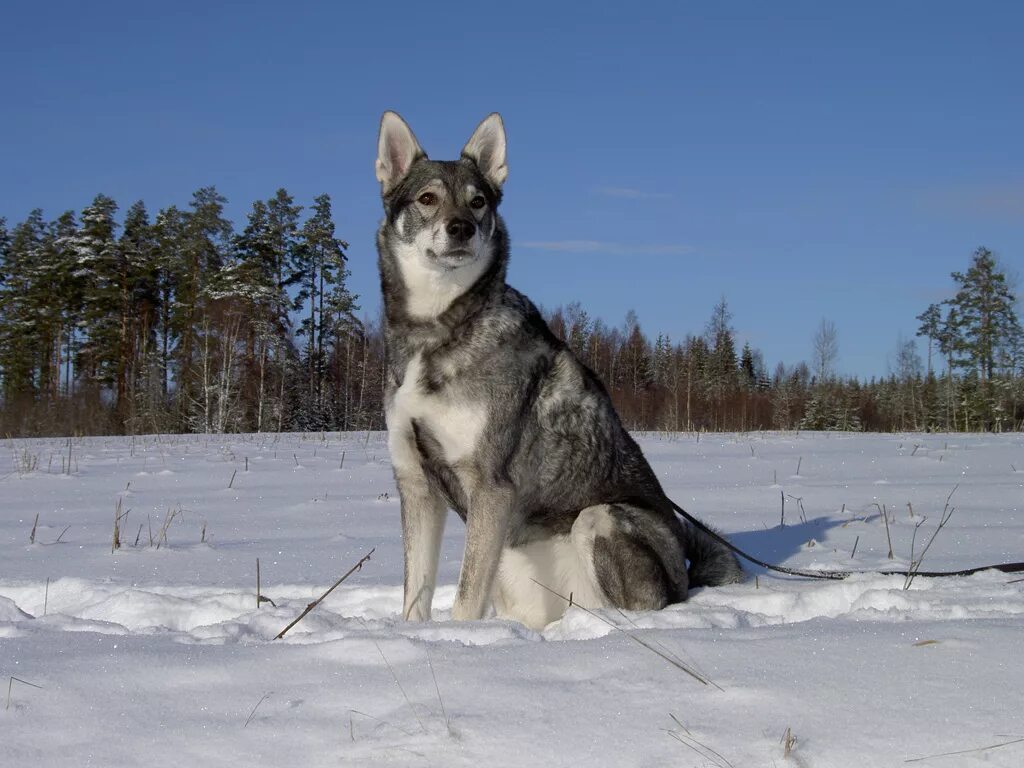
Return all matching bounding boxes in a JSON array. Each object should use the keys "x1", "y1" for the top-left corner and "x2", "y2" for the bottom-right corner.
[{"x1": 375, "y1": 111, "x2": 743, "y2": 629}]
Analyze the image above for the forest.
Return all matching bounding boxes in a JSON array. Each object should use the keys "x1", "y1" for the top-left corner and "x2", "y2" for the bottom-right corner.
[{"x1": 0, "y1": 188, "x2": 1021, "y2": 436}]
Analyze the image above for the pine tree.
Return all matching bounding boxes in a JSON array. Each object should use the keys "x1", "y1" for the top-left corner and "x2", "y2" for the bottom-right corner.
[
  {"x1": 172, "y1": 187, "x2": 234, "y2": 421},
  {"x1": 70, "y1": 194, "x2": 121, "y2": 402},
  {"x1": 153, "y1": 206, "x2": 186, "y2": 405},
  {"x1": 36, "y1": 211, "x2": 80, "y2": 402},
  {"x1": 944, "y1": 247, "x2": 1021, "y2": 429},
  {"x1": 294, "y1": 193, "x2": 354, "y2": 427},
  {"x1": 704, "y1": 298, "x2": 738, "y2": 426},
  {"x1": 118, "y1": 201, "x2": 161, "y2": 424},
  {"x1": 0, "y1": 218, "x2": 9, "y2": 297},
  {"x1": 564, "y1": 301, "x2": 591, "y2": 360},
  {"x1": 0, "y1": 210, "x2": 47, "y2": 402},
  {"x1": 947, "y1": 247, "x2": 1020, "y2": 382},
  {"x1": 740, "y1": 342, "x2": 757, "y2": 389},
  {"x1": 685, "y1": 335, "x2": 709, "y2": 429}
]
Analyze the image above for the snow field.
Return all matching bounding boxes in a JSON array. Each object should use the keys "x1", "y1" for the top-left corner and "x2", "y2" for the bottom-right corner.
[{"x1": 1, "y1": 431, "x2": 1023, "y2": 766}]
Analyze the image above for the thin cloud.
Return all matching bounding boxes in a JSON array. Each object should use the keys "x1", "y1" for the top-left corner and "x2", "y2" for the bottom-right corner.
[
  {"x1": 593, "y1": 186, "x2": 672, "y2": 200},
  {"x1": 520, "y1": 240, "x2": 692, "y2": 256},
  {"x1": 915, "y1": 182, "x2": 1024, "y2": 218}
]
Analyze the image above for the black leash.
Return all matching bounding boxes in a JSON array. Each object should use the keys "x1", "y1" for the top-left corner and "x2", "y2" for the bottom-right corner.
[{"x1": 670, "y1": 500, "x2": 1024, "y2": 581}]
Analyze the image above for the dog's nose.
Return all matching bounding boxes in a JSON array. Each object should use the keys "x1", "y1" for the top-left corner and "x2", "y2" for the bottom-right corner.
[{"x1": 446, "y1": 218, "x2": 476, "y2": 242}]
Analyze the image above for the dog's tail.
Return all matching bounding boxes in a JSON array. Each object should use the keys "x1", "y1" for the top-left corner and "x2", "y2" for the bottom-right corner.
[{"x1": 679, "y1": 518, "x2": 745, "y2": 588}]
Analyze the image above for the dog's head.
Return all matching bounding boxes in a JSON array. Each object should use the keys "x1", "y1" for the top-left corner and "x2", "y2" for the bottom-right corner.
[{"x1": 376, "y1": 111, "x2": 509, "y2": 321}]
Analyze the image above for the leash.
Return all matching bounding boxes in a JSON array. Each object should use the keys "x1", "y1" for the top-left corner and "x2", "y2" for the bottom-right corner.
[{"x1": 669, "y1": 499, "x2": 1024, "y2": 581}]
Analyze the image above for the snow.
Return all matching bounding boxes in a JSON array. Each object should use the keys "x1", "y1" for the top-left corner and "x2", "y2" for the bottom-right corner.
[{"x1": 2, "y1": 431, "x2": 1023, "y2": 767}]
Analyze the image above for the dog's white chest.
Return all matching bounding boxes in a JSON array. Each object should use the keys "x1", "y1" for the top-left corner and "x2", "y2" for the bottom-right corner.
[{"x1": 387, "y1": 353, "x2": 486, "y2": 466}]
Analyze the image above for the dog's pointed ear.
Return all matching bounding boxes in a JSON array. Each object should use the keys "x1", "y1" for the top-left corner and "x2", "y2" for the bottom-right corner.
[
  {"x1": 461, "y1": 113, "x2": 508, "y2": 189},
  {"x1": 376, "y1": 111, "x2": 425, "y2": 194}
]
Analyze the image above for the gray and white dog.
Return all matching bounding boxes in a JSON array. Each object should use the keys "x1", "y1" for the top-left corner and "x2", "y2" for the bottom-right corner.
[{"x1": 376, "y1": 111, "x2": 742, "y2": 629}]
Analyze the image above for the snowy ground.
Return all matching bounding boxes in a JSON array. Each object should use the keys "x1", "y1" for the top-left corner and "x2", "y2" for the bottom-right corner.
[{"x1": 2, "y1": 430, "x2": 1023, "y2": 767}]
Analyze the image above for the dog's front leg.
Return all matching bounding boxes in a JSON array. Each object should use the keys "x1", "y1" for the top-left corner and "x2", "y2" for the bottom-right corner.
[
  {"x1": 397, "y1": 468, "x2": 448, "y2": 622},
  {"x1": 451, "y1": 484, "x2": 513, "y2": 621},
  {"x1": 387, "y1": 419, "x2": 448, "y2": 622}
]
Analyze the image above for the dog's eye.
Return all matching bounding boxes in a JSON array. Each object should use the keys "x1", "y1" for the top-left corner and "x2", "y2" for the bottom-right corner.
[
  {"x1": 470, "y1": 196, "x2": 486, "y2": 210},
  {"x1": 417, "y1": 192, "x2": 437, "y2": 206}
]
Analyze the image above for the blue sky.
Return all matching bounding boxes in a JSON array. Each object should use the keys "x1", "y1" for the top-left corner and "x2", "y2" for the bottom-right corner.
[{"x1": 2, "y1": 1, "x2": 1021, "y2": 377}]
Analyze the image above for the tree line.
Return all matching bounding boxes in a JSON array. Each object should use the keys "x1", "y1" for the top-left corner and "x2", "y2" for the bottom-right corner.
[
  {"x1": 0, "y1": 188, "x2": 369, "y2": 436},
  {"x1": 0, "y1": 192, "x2": 1021, "y2": 435}
]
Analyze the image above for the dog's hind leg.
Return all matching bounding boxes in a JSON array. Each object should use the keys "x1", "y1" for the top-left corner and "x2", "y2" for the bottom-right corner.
[{"x1": 571, "y1": 503, "x2": 688, "y2": 612}]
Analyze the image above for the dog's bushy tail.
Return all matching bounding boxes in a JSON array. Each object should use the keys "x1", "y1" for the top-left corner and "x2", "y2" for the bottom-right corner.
[{"x1": 680, "y1": 519, "x2": 745, "y2": 588}]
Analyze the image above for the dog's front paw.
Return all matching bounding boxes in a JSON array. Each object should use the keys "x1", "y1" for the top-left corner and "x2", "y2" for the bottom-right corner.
[
  {"x1": 450, "y1": 600, "x2": 486, "y2": 622},
  {"x1": 402, "y1": 601, "x2": 431, "y2": 622}
]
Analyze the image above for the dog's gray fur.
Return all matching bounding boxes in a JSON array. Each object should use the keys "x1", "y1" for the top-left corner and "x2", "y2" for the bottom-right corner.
[{"x1": 376, "y1": 111, "x2": 743, "y2": 628}]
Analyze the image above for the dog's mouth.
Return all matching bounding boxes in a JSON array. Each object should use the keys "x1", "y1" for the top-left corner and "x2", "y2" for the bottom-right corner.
[{"x1": 426, "y1": 248, "x2": 477, "y2": 268}]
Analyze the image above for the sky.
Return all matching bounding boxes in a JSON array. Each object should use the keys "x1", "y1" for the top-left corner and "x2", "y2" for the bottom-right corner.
[{"x1": 1, "y1": 0, "x2": 1022, "y2": 378}]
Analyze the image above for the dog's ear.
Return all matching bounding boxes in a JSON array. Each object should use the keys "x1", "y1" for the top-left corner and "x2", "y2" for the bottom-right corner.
[
  {"x1": 376, "y1": 111, "x2": 425, "y2": 195},
  {"x1": 461, "y1": 113, "x2": 508, "y2": 189}
]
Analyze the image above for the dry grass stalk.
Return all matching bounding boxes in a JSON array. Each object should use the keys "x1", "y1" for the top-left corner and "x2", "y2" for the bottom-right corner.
[
  {"x1": 275, "y1": 548, "x2": 375, "y2": 639},
  {"x1": 112, "y1": 497, "x2": 129, "y2": 552},
  {"x1": 664, "y1": 713, "x2": 734, "y2": 768},
  {"x1": 529, "y1": 578, "x2": 716, "y2": 688},
  {"x1": 781, "y1": 726, "x2": 797, "y2": 758},
  {"x1": 30, "y1": 513, "x2": 39, "y2": 544},
  {"x1": 155, "y1": 506, "x2": 180, "y2": 549},
  {"x1": 426, "y1": 652, "x2": 454, "y2": 737},
  {"x1": 373, "y1": 638, "x2": 426, "y2": 734},
  {"x1": 903, "y1": 486, "x2": 958, "y2": 590},
  {"x1": 872, "y1": 502, "x2": 895, "y2": 559},
  {"x1": 786, "y1": 494, "x2": 806, "y2": 524},
  {"x1": 243, "y1": 692, "x2": 272, "y2": 728},
  {"x1": 6, "y1": 676, "x2": 43, "y2": 711},
  {"x1": 904, "y1": 736, "x2": 1024, "y2": 763},
  {"x1": 347, "y1": 709, "x2": 416, "y2": 738}
]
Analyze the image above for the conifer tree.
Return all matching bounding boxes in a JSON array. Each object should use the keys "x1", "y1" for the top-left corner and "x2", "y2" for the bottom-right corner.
[
  {"x1": 172, "y1": 187, "x2": 233, "y2": 419},
  {"x1": 946, "y1": 247, "x2": 1020, "y2": 382},
  {"x1": 71, "y1": 194, "x2": 121, "y2": 399},
  {"x1": 153, "y1": 206, "x2": 186, "y2": 403},
  {"x1": 0, "y1": 210, "x2": 47, "y2": 402},
  {"x1": 118, "y1": 201, "x2": 161, "y2": 421},
  {"x1": 564, "y1": 301, "x2": 592, "y2": 360},
  {"x1": 0, "y1": 218, "x2": 9, "y2": 291},
  {"x1": 294, "y1": 193, "x2": 353, "y2": 425},
  {"x1": 36, "y1": 211, "x2": 80, "y2": 401},
  {"x1": 740, "y1": 342, "x2": 757, "y2": 389}
]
